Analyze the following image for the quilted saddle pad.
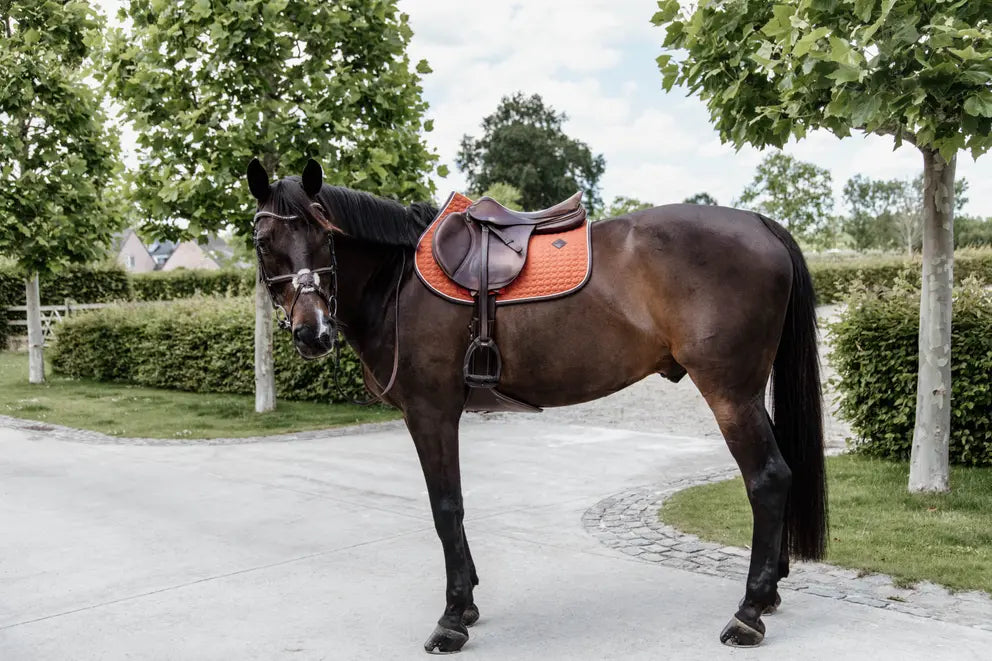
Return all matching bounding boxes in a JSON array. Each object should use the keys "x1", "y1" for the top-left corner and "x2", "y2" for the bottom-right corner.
[{"x1": 414, "y1": 192, "x2": 593, "y2": 305}]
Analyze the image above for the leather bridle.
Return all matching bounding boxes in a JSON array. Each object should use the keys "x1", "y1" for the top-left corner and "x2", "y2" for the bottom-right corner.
[{"x1": 253, "y1": 205, "x2": 338, "y2": 333}]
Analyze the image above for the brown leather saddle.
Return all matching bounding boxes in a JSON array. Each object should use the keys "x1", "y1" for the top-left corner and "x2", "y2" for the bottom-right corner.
[{"x1": 432, "y1": 192, "x2": 587, "y2": 407}]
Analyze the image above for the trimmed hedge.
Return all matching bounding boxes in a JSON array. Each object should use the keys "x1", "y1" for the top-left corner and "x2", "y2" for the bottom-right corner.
[
  {"x1": 808, "y1": 249, "x2": 992, "y2": 304},
  {"x1": 830, "y1": 279, "x2": 992, "y2": 466},
  {"x1": 49, "y1": 297, "x2": 369, "y2": 404},
  {"x1": 130, "y1": 269, "x2": 255, "y2": 301}
]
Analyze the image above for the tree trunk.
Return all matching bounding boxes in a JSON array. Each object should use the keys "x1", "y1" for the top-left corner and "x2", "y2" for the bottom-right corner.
[
  {"x1": 254, "y1": 274, "x2": 276, "y2": 413},
  {"x1": 909, "y1": 148, "x2": 955, "y2": 493},
  {"x1": 26, "y1": 274, "x2": 44, "y2": 384}
]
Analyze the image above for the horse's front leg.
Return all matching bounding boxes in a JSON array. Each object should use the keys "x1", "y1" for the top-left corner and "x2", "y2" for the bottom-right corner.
[{"x1": 406, "y1": 407, "x2": 477, "y2": 653}]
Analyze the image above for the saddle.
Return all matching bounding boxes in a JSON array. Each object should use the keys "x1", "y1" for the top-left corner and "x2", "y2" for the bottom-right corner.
[{"x1": 432, "y1": 192, "x2": 587, "y2": 400}]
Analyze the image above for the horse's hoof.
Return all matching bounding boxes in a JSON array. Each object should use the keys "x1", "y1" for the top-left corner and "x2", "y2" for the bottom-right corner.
[
  {"x1": 739, "y1": 591, "x2": 782, "y2": 615},
  {"x1": 461, "y1": 604, "x2": 480, "y2": 627},
  {"x1": 424, "y1": 624, "x2": 469, "y2": 654},
  {"x1": 720, "y1": 616, "x2": 765, "y2": 647}
]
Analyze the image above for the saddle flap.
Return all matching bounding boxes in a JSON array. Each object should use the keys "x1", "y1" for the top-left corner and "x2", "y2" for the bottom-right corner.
[{"x1": 432, "y1": 211, "x2": 532, "y2": 292}]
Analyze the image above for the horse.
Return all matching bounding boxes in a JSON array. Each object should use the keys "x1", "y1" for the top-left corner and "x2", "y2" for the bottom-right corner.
[{"x1": 246, "y1": 157, "x2": 827, "y2": 653}]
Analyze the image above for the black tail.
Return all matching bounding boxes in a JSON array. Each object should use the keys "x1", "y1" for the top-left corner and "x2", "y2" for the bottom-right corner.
[{"x1": 758, "y1": 215, "x2": 828, "y2": 561}]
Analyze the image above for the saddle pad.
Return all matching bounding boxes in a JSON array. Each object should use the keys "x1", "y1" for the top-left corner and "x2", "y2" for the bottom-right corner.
[{"x1": 415, "y1": 192, "x2": 592, "y2": 305}]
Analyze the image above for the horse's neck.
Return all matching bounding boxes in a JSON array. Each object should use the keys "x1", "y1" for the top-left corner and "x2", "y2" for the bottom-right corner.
[{"x1": 335, "y1": 239, "x2": 406, "y2": 358}]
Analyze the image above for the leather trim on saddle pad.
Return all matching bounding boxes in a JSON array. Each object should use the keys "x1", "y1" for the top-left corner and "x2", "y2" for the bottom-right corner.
[{"x1": 415, "y1": 192, "x2": 593, "y2": 305}]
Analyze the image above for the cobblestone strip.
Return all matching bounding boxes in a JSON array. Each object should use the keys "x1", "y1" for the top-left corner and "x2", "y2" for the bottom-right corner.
[
  {"x1": 0, "y1": 414, "x2": 406, "y2": 446},
  {"x1": 583, "y1": 468, "x2": 992, "y2": 632}
]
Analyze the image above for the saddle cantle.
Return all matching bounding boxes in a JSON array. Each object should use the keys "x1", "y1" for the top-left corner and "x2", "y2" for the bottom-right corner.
[{"x1": 414, "y1": 192, "x2": 593, "y2": 413}]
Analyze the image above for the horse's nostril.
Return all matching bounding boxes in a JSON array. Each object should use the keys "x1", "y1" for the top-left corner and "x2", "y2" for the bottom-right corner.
[
  {"x1": 293, "y1": 325, "x2": 313, "y2": 344},
  {"x1": 318, "y1": 329, "x2": 333, "y2": 348}
]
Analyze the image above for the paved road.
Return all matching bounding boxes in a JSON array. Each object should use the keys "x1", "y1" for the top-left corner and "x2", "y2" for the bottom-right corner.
[{"x1": 1, "y1": 415, "x2": 988, "y2": 660}]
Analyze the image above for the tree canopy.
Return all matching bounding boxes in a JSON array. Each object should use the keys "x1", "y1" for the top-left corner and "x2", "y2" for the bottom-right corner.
[
  {"x1": 653, "y1": 0, "x2": 992, "y2": 160},
  {"x1": 737, "y1": 152, "x2": 834, "y2": 247},
  {"x1": 599, "y1": 196, "x2": 653, "y2": 220},
  {"x1": 105, "y1": 0, "x2": 441, "y2": 241},
  {"x1": 0, "y1": 0, "x2": 122, "y2": 276},
  {"x1": 683, "y1": 192, "x2": 718, "y2": 206},
  {"x1": 457, "y1": 93, "x2": 606, "y2": 216}
]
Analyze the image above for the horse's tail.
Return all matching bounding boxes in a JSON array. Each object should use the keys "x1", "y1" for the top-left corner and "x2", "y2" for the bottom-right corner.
[{"x1": 758, "y1": 214, "x2": 828, "y2": 561}]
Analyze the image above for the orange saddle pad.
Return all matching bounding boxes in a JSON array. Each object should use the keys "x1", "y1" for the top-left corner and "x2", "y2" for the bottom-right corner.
[{"x1": 415, "y1": 192, "x2": 593, "y2": 305}]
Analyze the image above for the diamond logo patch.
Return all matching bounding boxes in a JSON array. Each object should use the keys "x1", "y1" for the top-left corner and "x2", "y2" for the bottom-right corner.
[{"x1": 551, "y1": 239, "x2": 567, "y2": 249}]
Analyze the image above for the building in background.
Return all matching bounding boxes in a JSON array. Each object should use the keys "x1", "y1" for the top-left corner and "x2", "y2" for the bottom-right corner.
[
  {"x1": 113, "y1": 231, "x2": 234, "y2": 272},
  {"x1": 114, "y1": 229, "x2": 158, "y2": 273}
]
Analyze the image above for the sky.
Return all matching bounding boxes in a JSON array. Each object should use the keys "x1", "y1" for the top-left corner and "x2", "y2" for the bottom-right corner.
[{"x1": 94, "y1": 0, "x2": 992, "y2": 217}]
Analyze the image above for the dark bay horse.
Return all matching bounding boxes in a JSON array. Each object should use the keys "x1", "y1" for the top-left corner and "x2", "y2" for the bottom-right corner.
[{"x1": 247, "y1": 158, "x2": 827, "y2": 653}]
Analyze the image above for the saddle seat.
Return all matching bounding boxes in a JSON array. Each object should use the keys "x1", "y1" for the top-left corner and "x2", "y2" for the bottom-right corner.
[{"x1": 433, "y1": 192, "x2": 587, "y2": 292}]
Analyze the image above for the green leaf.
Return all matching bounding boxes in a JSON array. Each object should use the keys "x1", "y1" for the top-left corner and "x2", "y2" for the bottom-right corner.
[
  {"x1": 23, "y1": 29, "x2": 41, "y2": 45},
  {"x1": 651, "y1": 1, "x2": 681, "y2": 25},
  {"x1": 416, "y1": 59, "x2": 432, "y2": 74},
  {"x1": 793, "y1": 27, "x2": 830, "y2": 58},
  {"x1": 964, "y1": 92, "x2": 992, "y2": 118}
]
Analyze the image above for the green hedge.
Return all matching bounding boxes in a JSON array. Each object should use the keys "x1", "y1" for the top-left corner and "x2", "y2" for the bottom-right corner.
[
  {"x1": 830, "y1": 279, "x2": 992, "y2": 466},
  {"x1": 130, "y1": 269, "x2": 255, "y2": 300},
  {"x1": 49, "y1": 297, "x2": 369, "y2": 404},
  {"x1": 808, "y1": 250, "x2": 992, "y2": 304}
]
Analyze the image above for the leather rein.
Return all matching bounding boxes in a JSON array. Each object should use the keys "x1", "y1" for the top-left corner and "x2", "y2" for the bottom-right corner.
[{"x1": 253, "y1": 205, "x2": 402, "y2": 405}]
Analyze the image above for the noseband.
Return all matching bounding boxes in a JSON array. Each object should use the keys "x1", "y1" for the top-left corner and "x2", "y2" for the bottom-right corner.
[{"x1": 253, "y1": 206, "x2": 338, "y2": 332}]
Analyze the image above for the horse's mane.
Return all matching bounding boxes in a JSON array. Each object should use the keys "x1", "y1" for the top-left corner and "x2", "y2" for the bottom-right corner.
[
  {"x1": 313, "y1": 183, "x2": 437, "y2": 248},
  {"x1": 264, "y1": 176, "x2": 437, "y2": 249}
]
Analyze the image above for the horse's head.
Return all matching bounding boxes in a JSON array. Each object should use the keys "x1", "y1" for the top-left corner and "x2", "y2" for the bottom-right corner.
[{"x1": 247, "y1": 158, "x2": 338, "y2": 360}]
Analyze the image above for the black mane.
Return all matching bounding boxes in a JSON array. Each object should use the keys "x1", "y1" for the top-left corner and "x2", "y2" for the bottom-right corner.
[
  {"x1": 261, "y1": 176, "x2": 437, "y2": 249},
  {"x1": 314, "y1": 184, "x2": 437, "y2": 248}
]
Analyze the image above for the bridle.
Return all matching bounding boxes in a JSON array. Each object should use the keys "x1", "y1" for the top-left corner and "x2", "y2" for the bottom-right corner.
[
  {"x1": 253, "y1": 205, "x2": 338, "y2": 333},
  {"x1": 252, "y1": 203, "x2": 402, "y2": 404}
]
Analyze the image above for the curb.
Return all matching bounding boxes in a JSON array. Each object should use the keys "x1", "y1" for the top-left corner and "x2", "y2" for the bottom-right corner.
[{"x1": 583, "y1": 467, "x2": 992, "y2": 632}]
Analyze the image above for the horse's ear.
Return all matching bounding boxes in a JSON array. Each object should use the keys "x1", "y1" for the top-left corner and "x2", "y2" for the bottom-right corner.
[
  {"x1": 302, "y1": 158, "x2": 323, "y2": 198},
  {"x1": 247, "y1": 158, "x2": 270, "y2": 202}
]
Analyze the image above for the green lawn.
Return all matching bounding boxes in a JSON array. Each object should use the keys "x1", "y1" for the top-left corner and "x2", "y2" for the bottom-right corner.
[
  {"x1": 0, "y1": 352, "x2": 399, "y2": 439},
  {"x1": 660, "y1": 455, "x2": 992, "y2": 593}
]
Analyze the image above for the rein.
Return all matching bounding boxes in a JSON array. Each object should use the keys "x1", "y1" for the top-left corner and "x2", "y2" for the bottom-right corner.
[{"x1": 253, "y1": 206, "x2": 402, "y2": 405}]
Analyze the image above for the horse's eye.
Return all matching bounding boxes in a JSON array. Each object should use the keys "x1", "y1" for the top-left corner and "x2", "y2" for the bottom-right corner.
[{"x1": 255, "y1": 237, "x2": 271, "y2": 254}]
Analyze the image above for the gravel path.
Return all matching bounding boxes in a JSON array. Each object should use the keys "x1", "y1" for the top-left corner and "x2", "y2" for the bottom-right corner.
[{"x1": 473, "y1": 305, "x2": 852, "y2": 451}]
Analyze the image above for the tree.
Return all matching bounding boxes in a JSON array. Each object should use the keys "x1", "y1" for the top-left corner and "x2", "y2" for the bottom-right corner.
[
  {"x1": 654, "y1": 0, "x2": 992, "y2": 492},
  {"x1": 737, "y1": 152, "x2": 835, "y2": 248},
  {"x1": 955, "y1": 214, "x2": 992, "y2": 248},
  {"x1": 457, "y1": 93, "x2": 606, "y2": 216},
  {"x1": 891, "y1": 175, "x2": 969, "y2": 257},
  {"x1": 0, "y1": 1, "x2": 122, "y2": 383},
  {"x1": 842, "y1": 175, "x2": 901, "y2": 252},
  {"x1": 684, "y1": 192, "x2": 718, "y2": 205},
  {"x1": 474, "y1": 182, "x2": 523, "y2": 210},
  {"x1": 106, "y1": 0, "x2": 440, "y2": 412},
  {"x1": 599, "y1": 196, "x2": 653, "y2": 220}
]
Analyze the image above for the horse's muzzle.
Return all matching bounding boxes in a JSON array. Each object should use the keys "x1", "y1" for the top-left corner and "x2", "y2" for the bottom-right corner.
[{"x1": 292, "y1": 322, "x2": 335, "y2": 359}]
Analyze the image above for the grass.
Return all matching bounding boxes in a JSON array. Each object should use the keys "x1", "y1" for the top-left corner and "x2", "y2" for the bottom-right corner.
[
  {"x1": 660, "y1": 454, "x2": 992, "y2": 593},
  {"x1": 0, "y1": 352, "x2": 399, "y2": 439}
]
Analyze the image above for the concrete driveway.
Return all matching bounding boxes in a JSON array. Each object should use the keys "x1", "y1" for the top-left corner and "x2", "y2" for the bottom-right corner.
[{"x1": 1, "y1": 417, "x2": 988, "y2": 660}]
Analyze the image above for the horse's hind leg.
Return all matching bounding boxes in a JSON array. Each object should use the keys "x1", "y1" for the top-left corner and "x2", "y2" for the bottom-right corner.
[
  {"x1": 704, "y1": 392, "x2": 791, "y2": 647},
  {"x1": 406, "y1": 407, "x2": 478, "y2": 653}
]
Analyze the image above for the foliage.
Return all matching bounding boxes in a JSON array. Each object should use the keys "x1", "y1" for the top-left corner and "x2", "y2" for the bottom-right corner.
[
  {"x1": 475, "y1": 182, "x2": 523, "y2": 210},
  {"x1": 842, "y1": 174, "x2": 902, "y2": 251},
  {"x1": 654, "y1": 0, "x2": 992, "y2": 161},
  {"x1": 0, "y1": 352, "x2": 396, "y2": 439},
  {"x1": 457, "y1": 93, "x2": 606, "y2": 216},
  {"x1": 130, "y1": 269, "x2": 254, "y2": 301},
  {"x1": 683, "y1": 192, "x2": 718, "y2": 205},
  {"x1": 830, "y1": 279, "x2": 992, "y2": 465},
  {"x1": 50, "y1": 297, "x2": 371, "y2": 404},
  {"x1": 599, "y1": 196, "x2": 653, "y2": 220},
  {"x1": 660, "y1": 455, "x2": 992, "y2": 593},
  {"x1": 0, "y1": 1, "x2": 123, "y2": 276},
  {"x1": 808, "y1": 250, "x2": 992, "y2": 304},
  {"x1": 956, "y1": 215, "x2": 992, "y2": 249},
  {"x1": 105, "y1": 0, "x2": 440, "y2": 243},
  {"x1": 738, "y1": 152, "x2": 835, "y2": 246}
]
